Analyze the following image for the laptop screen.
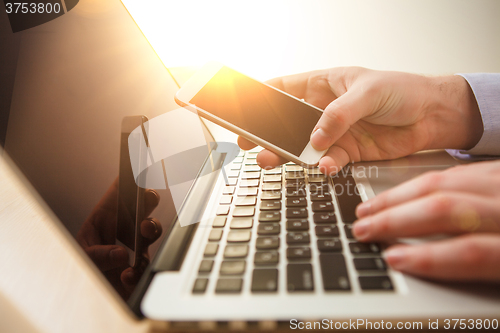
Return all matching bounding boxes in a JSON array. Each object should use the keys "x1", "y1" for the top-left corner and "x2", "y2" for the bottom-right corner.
[{"x1": 0, "y1": 8, "x2": 216, "y2": 300}]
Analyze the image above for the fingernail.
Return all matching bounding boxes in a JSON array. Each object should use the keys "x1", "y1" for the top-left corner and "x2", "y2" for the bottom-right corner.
[
  {"x1": 352, "y1": 219, "x2": 370, "y2": 240},
  {"x1": 110, "y1": 247, "x2": 128, "y2": 263},
  {"x1": 384, "y1": 248, "x2": 407, "y2": 269},
  {"x1": 356, "y1": 202, "x2": 371, "y2": 218},
  {"x1": 311, "y1": 128, "x2": 332, "y2": 150}
]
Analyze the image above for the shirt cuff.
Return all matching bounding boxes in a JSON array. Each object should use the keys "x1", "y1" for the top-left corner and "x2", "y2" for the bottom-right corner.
[{"x1": 455, "y1": 73, "x2": 500, "y2": 156}]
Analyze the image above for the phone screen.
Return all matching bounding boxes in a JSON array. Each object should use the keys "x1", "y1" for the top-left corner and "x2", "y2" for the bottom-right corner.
[
  {"x1": 116, "y1": 122, "x2": 145, "y2": 251},
  {"x1": 190, "y1": 66, "x2": 322, "y2": 157}
]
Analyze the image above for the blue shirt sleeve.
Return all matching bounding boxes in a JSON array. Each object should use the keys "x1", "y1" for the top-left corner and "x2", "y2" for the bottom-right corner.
[{"x1": 453, "y1": 73, "x2": 500, "y2": 157}]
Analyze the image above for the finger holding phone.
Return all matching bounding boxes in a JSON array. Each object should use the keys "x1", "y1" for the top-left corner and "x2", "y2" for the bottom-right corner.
[{"x1": 238, "y1": 67, "x2": 483, "y2": 174}]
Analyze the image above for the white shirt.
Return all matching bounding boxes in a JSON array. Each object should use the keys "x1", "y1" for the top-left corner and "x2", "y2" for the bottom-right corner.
[{"x1": 448, "y1": 73, "x2": 500, "y2": 159}]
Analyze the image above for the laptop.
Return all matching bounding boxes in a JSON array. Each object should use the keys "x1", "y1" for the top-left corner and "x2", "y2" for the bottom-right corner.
[
  {"x1": 2, "y1": 2, "x2": 499, "y2": 330},
  {"x1": 111, "y1": 1, "x2": 500, "y2": 327},
  {"x1": 125, "y1": 111, "x2": 500, "y2": 327}
]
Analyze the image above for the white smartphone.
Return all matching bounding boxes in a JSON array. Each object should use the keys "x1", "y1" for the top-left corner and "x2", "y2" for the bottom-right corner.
[
  {"x1": 175, "y1": 62, "x2": 327, "y2": 167},
  {"x1": 116, "y1": 116, "x2": 149, "y2": 267}
]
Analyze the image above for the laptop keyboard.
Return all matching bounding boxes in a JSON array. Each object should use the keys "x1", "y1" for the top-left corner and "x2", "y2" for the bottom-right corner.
[{"x1": 193, "y1": 150, "x2": 394, "y2": 294}]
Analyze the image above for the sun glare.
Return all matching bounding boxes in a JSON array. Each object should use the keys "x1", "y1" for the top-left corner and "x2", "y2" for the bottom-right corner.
[{"x1": 121, "y1": 0, "x2": 300, "y2": 80}]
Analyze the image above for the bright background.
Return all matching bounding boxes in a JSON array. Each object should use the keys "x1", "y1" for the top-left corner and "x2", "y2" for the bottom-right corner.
[{"x1": 122, "y1": 0, "x2": 500, "y2": 80}]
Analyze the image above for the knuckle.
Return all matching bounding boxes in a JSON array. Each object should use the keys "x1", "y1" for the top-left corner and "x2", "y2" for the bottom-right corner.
[
  {"x1": 421, "y1": 171, "x2": 443, "y2": 193},
  {"x1": 323, "y1": 104, "x2": 348, "y2": 127},
  {"x1": 427, "y1": 192, "x2": 452, "y2": 216},
  {"x1": 460, "y1": 237, "x2": 487, "y2": 269},
  {"x1": 412, "y1": 247, "x2": 435, "y2": 274}
]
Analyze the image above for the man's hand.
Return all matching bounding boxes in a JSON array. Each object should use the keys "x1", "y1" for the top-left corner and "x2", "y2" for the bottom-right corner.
[
  {"x1": 77, "y1": 179, "x2": 162, "y2": 299},
  {"x1": 353, "y1": 161, "x2": 500, "y2": 282},
  {"x1": 239, "y1": 67, "x2": 483, "y2": 174}
]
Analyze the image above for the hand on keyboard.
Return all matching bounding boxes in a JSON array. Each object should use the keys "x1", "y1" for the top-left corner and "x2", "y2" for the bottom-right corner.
[
  {"x1": 238, "y1": 67, "x2": 482, "y2": 175},
  {"x1": 77, "y1": 179, "x2": 162, "y2": 300},
  {"x1": 354, "y1": 160, "x2": 500, "y2": 282}
]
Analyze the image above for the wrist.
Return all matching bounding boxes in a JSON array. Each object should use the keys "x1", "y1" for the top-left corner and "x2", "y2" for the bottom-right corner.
[{"x1": 425, "y1": 75, "x2": 483, "y2": 150}]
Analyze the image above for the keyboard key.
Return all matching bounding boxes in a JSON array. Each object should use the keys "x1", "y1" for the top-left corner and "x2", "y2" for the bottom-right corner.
[
  {"x1": 254, "y1": 251, "x2": 279, "y2": 265},
  {"x1": 259, "y1": 211, "x2": 281, "y2": 222},
  {"x1": 240, "y1": 179, "x2": 259, "y2": 187},
  {"x1": 286, "y1": 232, "x2": 310, "y2": 244},
  {"x1": 246, "y1": 153, "x2": 257, "y2": 159},
  {"x1": 244, "y1": 165, "x2": 261, "y2": 172},
  {"x1": 262, "y1": 183, "x2": 281, "y2": 191},
  {"x1": 263, "y1": 175, "x2": 282, "y2": 182},
  {"x1": 256, "y1": 236, "x2": 280, "y2": 250},
  {"x1": 212, "y1": 216, "x2": 227, "y2": 228},
  {"x1": 344, "y1": 225, "x2": 354, "y2": 239},
  {"x1": 308, "y1": 168, "x2": 323, "y2": 175},
  {"x1": 286, "y1": 188, "x2": 307, "y2": 197},
  {"x1": 286, "y1": 197, "x2": 307, "y2": 207},
  {"x1": 313, "y1": 212, "x2": 337, "y2": 223},
  {"x1": 216, "y1": 278, "x2": 243, "y2": 293},
  {"x1": 312, "y1": 201, "x2": 334, "y2": 212},
  {"x1": 332, "y1": 175, "x2": 362, "y2": 223},
  {"x1": 286, "y1": 208, "x2": 308, "y2": 219},
  {"x1": 226, "y1": 178, "x2": 238, "y2": 186},
  {"x1": 223, "y1": 186, "x2": 235, "y2": 195},
  {"x1": 192, "y1": 278, "x2": 209, "y2": 293},
  {"x1": 308, "y1": 183, "x2": 329, "y2": 194},
  {"x1": 319, "y1": 254, "x2": 351, "y2": 290},
  {"x1": 354, "y1": 258, "x2": 387, "y2": 271},
  {"x1": 219, "y1": 195, "x2": 233, "y2": 205},
  {"x1": 233, "y1": 206, "x2": 255, "y2": 217},
  {"x1": 216, "y1": 205, "x2": 230, "y2": 216},
  {"x1": 287, "y1": 246, "x2": 311, "y2": 260},
  {"x1": 198, "y1": 260, "x2": 214, "y2": 273},
  {"x1": 257, "y1": 223, "x2": 280, "y2": 235},
  {"x1": 286, "y1": 220, "x2": 309, "y2": 231},
  {"x1": 287, "y1": 264, "x2": 314, "y2": 291},
  {"x1": 204, "y1": 243, "x2": 219, "y2": 257},
  {"x1": 308, "y1": 176, "x2": 328, "y2": 183},
  {"x1": 359, "y1": 276, "x2": 393, "y2": 291},
  {"x1": 220, "y1": 261, "x2": 246, "y2": 275},
  {"x1": 310, "y1": 192, "x2": 333, "y2": 201},
  {"x1": 285, "y1": 180, "x2": 306, "y2": 188},
  {"x1": 237, "y1": 187, "x2": 259, "y2": 197},
  {"x1": 235, "y1": 196, "x2": 257, "y2": 206},
  {"x1": 242, "y1": 171, "x2": 261, "y2": 179},
  {"x1": 285, "y1": 172, "x2": 305, "y2": 180},
  {"x1": 227, "y1": 230, "x2": 251, "y2": 242},
  {"x1": 263, "y1": 167, "x2": 282, "y2": 175},
  {"x1": 209, "y1": 229, "x2": 223, "y2": 241},
  {"x1": 224, "y1": 245, "x2": 249, "y2": 258},
  {"x1": 315, "y1": 224, "x2": 339, "y2": 237},
  {"x1": 349, "y1": 242, "x2": 380, "y2": 254},
  {"x1": 261, "y1": 190, "x2": 281, "y2": 200},
  {"x1": 245, "y1": 159, "x2": 258, "y2": 165},
  {"x1": 260, "y1": 200, "x2": 281, "y2": 211},
  {"x1": 317, "y1": 238, "x2": 342, "y2": 252},
  {"x1": 230, "y1": 217, "x2": 253, "y2": 229},
  {"x1": 233, "y1": 157, "x2": 244, "y2": 163},
  {"x1": 227, "y1": 170, "x2": 240, "y2": 178},
  {"x1": 230, "y1": 163, "x2": 242, "y2": 170},
  {"x1": 286, "y1": 165, "x2": 303, "y2": 172},
  {"x1": 252, "y1": 269, "x2": 278, "y2": 292}
]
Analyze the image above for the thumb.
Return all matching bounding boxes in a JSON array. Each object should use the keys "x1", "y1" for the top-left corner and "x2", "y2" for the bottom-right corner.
[
  {"x1": 311, "y1": 89, "x2": 373, "y2": 150},
  {"x1": 85, "y1": 245, "x2": 129, "y2": 272}
]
